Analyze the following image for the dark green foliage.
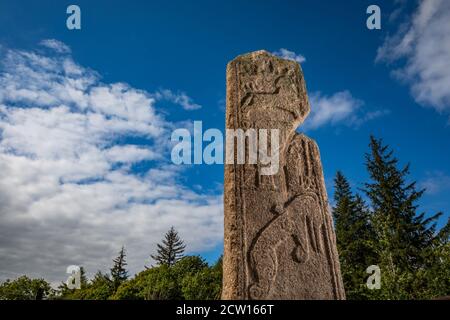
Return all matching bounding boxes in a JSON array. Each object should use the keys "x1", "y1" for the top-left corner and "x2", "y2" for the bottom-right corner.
[
  {"x1": 333, "y1": 171, "x2": 376, "y2": 299},
  {"x1": 181, "y1": 256, "x2": 222, "y2": 300},
  {"x1": 151, "y1": 227, "x2": 186, "y2": 266},
  {"x1": 79, "y1": 266, "x2": 88, "y2": 289},
  {"x1": 0, "y1": 276, "x2": 52, "y2": 300},
  {"x1": 144, "y1": 264, "x2": 182, "y2": 299},
  {"x1": 82, "y1": 271, "x2": 115, "y2": 300},
  {"x1": 333, "y1": 136, "x2": 450, "y2": 299},
  {"x1": 113, "y1": 255, "x2": 222, "y2": 300},
  {"x1": 172, "y1": 255, "x2": 208, "y2": 274},
  {"x1": 364, "y1": 136, "x2": 445, "y2": 299},
  {"x1": 111, "y1": 270, "x2": 148, "y2": 300},
  {"x1": 53, "y1": 231, "x2": 221, "y2": 301},
  {"x1": 111, "y1": 246, "x2": 128, "y2": 291},
  {"x1": 57, "y1": 270, "x2": 115, "y2": 300},
  {"x1": 56, "y1": 266, "x2": 89, "y2": 299},
  {"x1": 364, "y1": 137, "x2": 440, "y2": 266}
]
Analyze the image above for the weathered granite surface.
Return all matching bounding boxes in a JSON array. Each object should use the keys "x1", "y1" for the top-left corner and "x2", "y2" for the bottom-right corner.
[{"x1": 222, "y1": 50, "x2": 346, "y2": 300}]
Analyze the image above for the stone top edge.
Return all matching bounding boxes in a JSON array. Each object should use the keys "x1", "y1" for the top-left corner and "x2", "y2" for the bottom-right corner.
[
  {"x1": 227, "y1": 50, "x2": 300, "y2": 67},
  {"x1": 238, "y1": 50, "x2": 271, "y2": 57}
]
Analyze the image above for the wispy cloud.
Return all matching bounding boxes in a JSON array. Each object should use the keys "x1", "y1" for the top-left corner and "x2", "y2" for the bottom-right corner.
[
  {"x1": 272, "y1": 49, "x2": 387, "y2": 130},
  {"x1": 303, "y1": 90, "x2": 389, "y2": 130},
  {"x1": 154, "y1": 89, "x2": 202, "y2": 110},
  {"x1": 273, "y1": 48, "x2": 306, "y2": 64},
  {"x1": 40, "y1": 39, "x2": 71, "y2": 54},
  {"x1": 0, "y1": 41, "x2": 221, "y2": 283},
  {"x1": 376, "y1": 0, "x2": 450, "y2": 113},
  {"x1": 420, "y1": 171, "x2": 450, "y2": 195}
]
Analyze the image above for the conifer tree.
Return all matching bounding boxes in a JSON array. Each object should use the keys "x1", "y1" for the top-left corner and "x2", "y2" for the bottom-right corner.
[
  {"x1": 363, "y1": 136, "x2": 442, "y2": 298},
  {"x1": 110, "y1": 246, "x2": 128, "y2": 291},
  {"x1": 151, "y1": 227, "x2": 186, "y2": 267},
  {"x1": 79, "y1": 266, "x2": 88, "y2": 289},
  {"x1": 333, "y1": 171, "x2": 376, "y2": 299}
]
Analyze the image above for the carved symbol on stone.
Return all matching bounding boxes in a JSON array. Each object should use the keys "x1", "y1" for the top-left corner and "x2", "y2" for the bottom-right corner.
[
  {"x1": 238, "y1": 57, "x2": 304, "y2": 120},
  {"x1": 247, "y1": 192, "x2": 324, "y2": 299}
]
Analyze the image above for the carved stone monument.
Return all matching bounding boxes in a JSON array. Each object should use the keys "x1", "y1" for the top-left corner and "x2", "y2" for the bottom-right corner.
[{"x1": 223, "y1": 51, "x2": 346, "y2": 300}]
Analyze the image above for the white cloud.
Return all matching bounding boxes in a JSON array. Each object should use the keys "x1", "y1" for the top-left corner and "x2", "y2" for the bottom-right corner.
[
  {"x1": 420, "y1": 171, "x2": 450, "y2": 195},
  {"x1": 273, "y1": 48, "x2": 306, "y2": 64},
  {"x1": 376, "y1": 0, "x2": 450, "y2": 112},
  {"x1": 271, "y1": 49, "x2": 387, "y2": 130},
  {"x1": 154, "y1": 89, "x2": 202, "y2": 110},
  {"x1": 303, "y1": 90, "x2": 388, "y2": 130},
  {"x1": 40, "y1": 39, "x2": 71, "y2": 54},
  {"x1": 105, "y1": 145, "x2": 158, "y2": 164},
  {"x1": 0, "y1": 42, "x2": 222, "y2": 283}
]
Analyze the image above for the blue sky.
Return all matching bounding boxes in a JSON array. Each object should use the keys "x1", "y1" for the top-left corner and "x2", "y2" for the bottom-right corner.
[{"x1": 0, "y1": 0, "x2": 449, "y2": 283}]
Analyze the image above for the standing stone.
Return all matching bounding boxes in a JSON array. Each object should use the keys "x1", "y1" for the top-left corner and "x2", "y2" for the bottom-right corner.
[{"x1": 223, "y1": 51, "x2": 345, "y2": 300}]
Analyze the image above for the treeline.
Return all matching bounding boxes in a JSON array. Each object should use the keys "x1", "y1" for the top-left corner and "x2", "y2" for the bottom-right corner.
[
  {"x1": 333, "y1": 136, "x2": 450, "y2": 299},
  {"x1": 0, "y1": 227, "x2": 222, "y2": 300},
  {"x1": 0, "y1": 136, "x2": 449, "y2": 300},
  {"x1": 58, "y1": 226, "x2": 222, "y2": 300}
]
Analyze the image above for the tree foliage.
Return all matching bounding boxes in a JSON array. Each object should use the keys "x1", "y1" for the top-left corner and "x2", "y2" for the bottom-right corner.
[
  {"x1": 0, "y1": 276, "x2": 52, "y2": 300},
  {"x1": 54, "y1": 233, "x2": 222, "y2": 301},
  {"x1": 333, "y1": 136, "x2": 450, "y2": 299},
  {"x1": 333, "y1": 171, "x2": 376, "y2": 299},
  {"x1": 151, "y1": 227, "x2": 186, "y2": 266},
  {"x1": 112, "y1": 255, "x2": 222, "y2": 300},
  {"x1": 111, "y1": 246, "x2": 128, "y2": 291}
]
